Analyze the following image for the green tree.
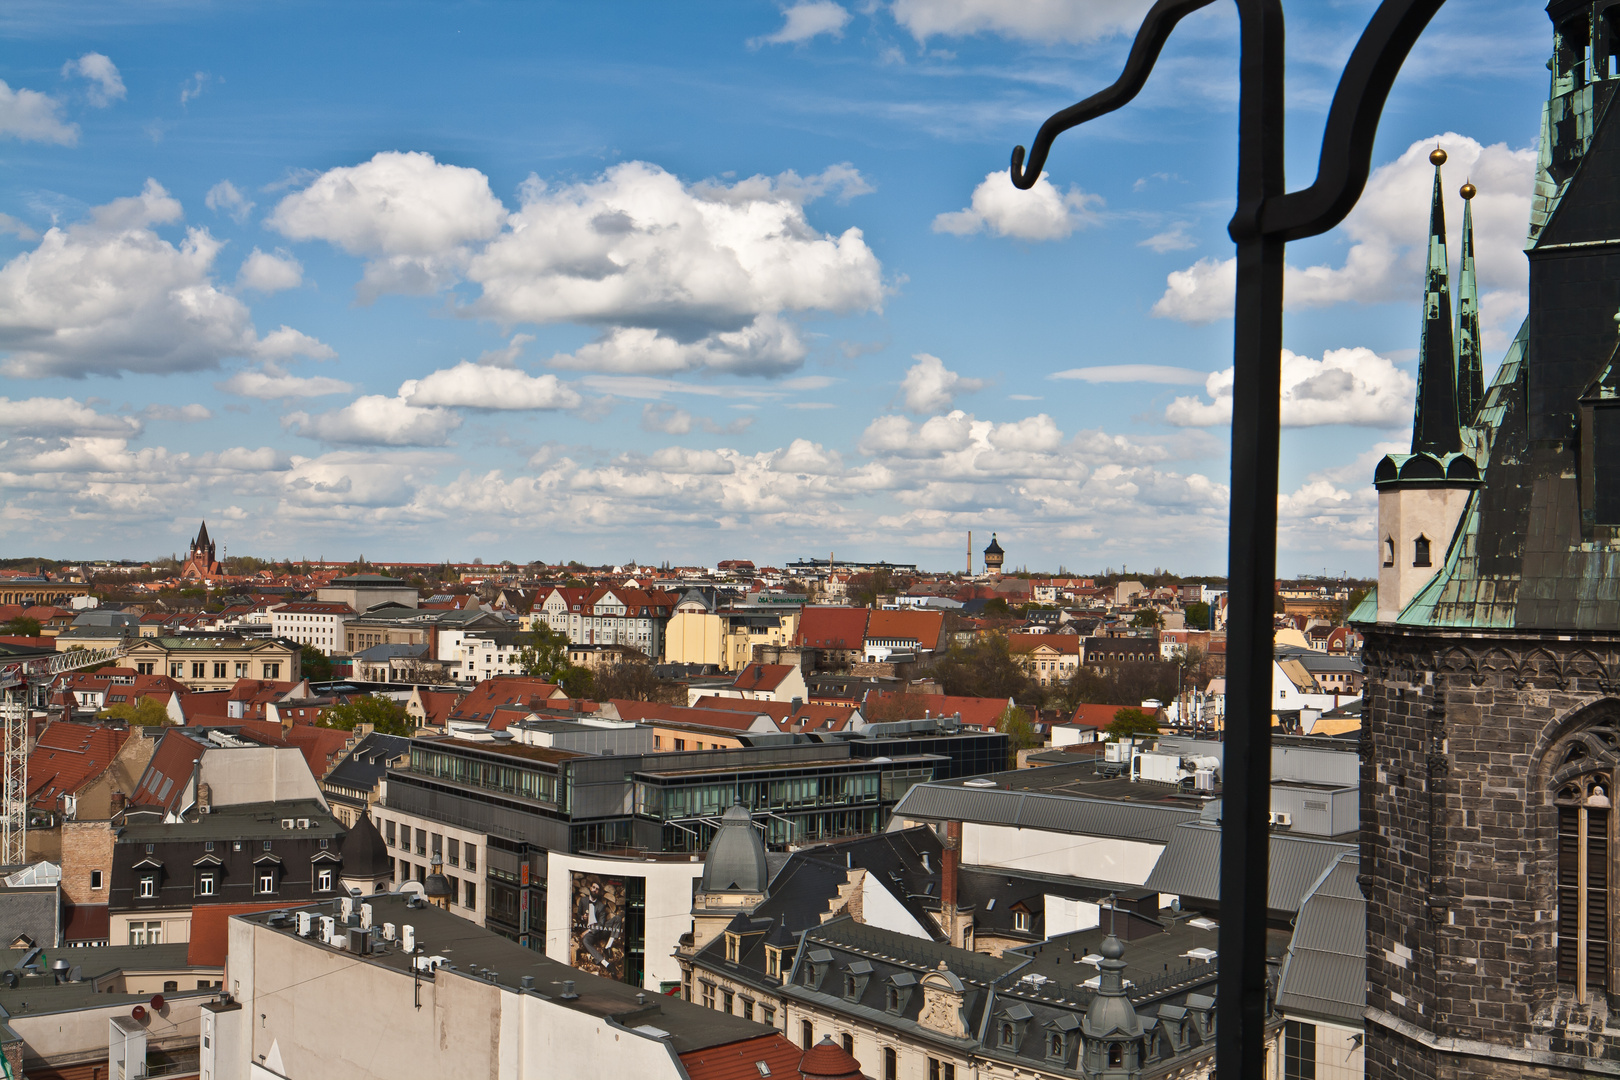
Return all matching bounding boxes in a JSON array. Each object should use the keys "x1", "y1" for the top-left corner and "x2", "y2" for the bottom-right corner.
[
  {"x1": 1068, "y1": 660, "x2": 1180, "y2": 708},
  {"x1": 848, "y1": 568, "x2": 896, "y2": 609},
  {"x1": 1129, "y1": 608, "x2": 1163, "y2": 629},
  {"x1": 516, "y1": 627, "x2": 594, "y2": 696},
  {"x1": 99, "y1": 697, "x2": 172, "y2": 726},
  {"x1": 1105, "y1": 706, "x2": 1160, "y2": 744},
  {"x1": 980, "y1": 597, "x2": 1010, "y2": 617},
  {"x1": 1, "y1": 616, "x2": 42, "y2": 637},
  {"x1": 300, "y1": 644, "x2": 333, "y2": 682},
  {"x1": 994, "y1": 705, "x2": 1041, "y2": 766},
  {"x1": 1184, "y1": 601, "x2": 1210, "y2": 629},
  {"x1": 317, "y1": 695, "x2": 413, "y2": 736}
]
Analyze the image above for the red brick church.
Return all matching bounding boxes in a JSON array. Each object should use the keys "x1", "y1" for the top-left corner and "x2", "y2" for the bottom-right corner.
[{"x1": 181, "y1": 521, "x2": 221, "y2": 580}]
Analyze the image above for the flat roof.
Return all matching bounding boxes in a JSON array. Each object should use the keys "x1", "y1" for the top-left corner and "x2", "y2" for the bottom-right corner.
[
  {"x1": 237, "y1": 893, "x2": 771, "y2": 1053},
  {"x1": 117, "y1": 799, "x2": 342, "y2": 842}
]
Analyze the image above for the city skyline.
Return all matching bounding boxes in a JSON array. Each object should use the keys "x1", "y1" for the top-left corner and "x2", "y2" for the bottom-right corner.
[{"x1": 0, "y1": 0, "x2": 1548, "y2": 573}]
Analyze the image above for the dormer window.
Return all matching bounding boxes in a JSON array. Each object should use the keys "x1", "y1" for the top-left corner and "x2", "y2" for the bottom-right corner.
[
  {"x1": 725, "y1": 933, "x2": 740, "y2": 962},
  {"x1": 1413, "y1": 535, "x2": 1432, "y2": 567},
  {"x1": 999, "y1": 1023, "x2": 1015, "y2": 1048},
  {"x1": 1014, "y1": 910, "x2": 1030, "y2": 933},
  {"x1": 1047, "y1": 1033, "x2": 1066, "y2": 1061}
]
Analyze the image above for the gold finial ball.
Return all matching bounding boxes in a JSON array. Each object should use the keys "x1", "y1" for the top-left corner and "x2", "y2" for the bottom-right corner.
[
  {"x1": 1430, "y1": 147, "x2": 1448, "y2": 166},
  {"x1": 1460, "y1": 182, "x2": 1477, "y2": 200}
]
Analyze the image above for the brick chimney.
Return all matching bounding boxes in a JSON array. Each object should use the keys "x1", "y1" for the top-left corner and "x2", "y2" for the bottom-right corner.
[{"x1": 937, "y1": 820, "x2": 972, "y2": 947}]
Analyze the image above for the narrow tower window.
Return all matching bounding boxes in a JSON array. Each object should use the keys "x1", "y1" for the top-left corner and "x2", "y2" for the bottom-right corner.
[
  {"x1": 1383, "y1": 537, "x2": 1395, "y2": 567},
  {"x1": 1413, "y1": 535, "x2": 1432, "y2": 567},
  {"x1": 1558, "y1": 778, "x2": 1611, "y2": 1002}
]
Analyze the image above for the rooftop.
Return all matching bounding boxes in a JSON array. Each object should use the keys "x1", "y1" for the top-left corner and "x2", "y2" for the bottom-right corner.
[{"x1": 238, "y1": 893, "x2": 772, "y2": 1054}]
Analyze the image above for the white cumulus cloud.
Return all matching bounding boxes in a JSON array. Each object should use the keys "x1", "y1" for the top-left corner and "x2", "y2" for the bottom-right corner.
[
  {"x1": 236, "y1": 248, "x2": 303, "y2": 293},
  {"x1": 267, "y1": 151, "x2": 508, "y2": 302},
  {"x1": 62, "y1": 53, "x2": 125, "y2": 106},
  {"x1": 469, "y1": 161, "x2": 883, "y2": 366},
  {"x1": 933, "y1": 170, "x2": 1100, "y2": 241},
  {"x1": 892, "y1": 0, "x2": 1153, "y2": 43},
  {"x1": 254, "y1": 325, "x2": 335, "y2": 361},
  {"x1": 1152, "y1": 134, "x2": 1537, "y2": 332},
  {"x1": 750, "y1": 2, "x2": 852, "y2": 46},
  {"x1": 0, "y1": 180, "x2": 288, "y2": 377},
  {"x1": 0, "y1": 79, "x2": 77, "y2": 144},
  {"x1": 400, "y1": 361, "x2": 582, "y2": 411},
  {"x1": 1050, "y1": 364, "x2": 1207, "y2": 385},
  {"x1": 0, "y1": 397, "x2": 142, "y2": 438},
  {"x1": 284, "y1": 395, "x2": 462, "y2": 447},
  {"x1": 900, "y1": 353, "x2": 984, "y2": 413},
  {"x1": 1164, "y1": 347, "x2": 1416, "y2": 428}
]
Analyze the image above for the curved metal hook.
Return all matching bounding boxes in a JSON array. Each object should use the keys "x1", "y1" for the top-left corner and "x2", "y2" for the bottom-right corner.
[
  {"x1": 1009, "y1": 0, "x2": 1219, "y2": 189},
  {"x1": 1254, "y1": 0, "x2": 1448, "y2": 241}
]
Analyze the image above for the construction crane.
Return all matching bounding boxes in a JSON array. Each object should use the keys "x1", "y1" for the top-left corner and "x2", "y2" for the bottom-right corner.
[{"x1": 1, "y1": 645, "x2": 127, "y2": 867}]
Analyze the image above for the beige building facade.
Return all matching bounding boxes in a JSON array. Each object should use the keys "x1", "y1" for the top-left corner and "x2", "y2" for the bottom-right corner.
[{"x1": 124, "y1": 636, "x2": 301, "y2": 690}]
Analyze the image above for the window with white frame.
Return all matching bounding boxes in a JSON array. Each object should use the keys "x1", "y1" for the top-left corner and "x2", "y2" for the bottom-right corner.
[{"x1": 138, "y1": 875, "x2": 156, "y2": 898}]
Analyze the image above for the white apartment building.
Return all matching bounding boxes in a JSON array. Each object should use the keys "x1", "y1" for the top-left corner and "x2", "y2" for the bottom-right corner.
[
  {"x1": 368, "y1": 805, "x2": 489, "y2": 925},
  {"x1": 269, "y1": 601, "x2": 355, "y2": 656},
  {"x1": 436, "y1": 628, "x2": 530, "y2": 685}
]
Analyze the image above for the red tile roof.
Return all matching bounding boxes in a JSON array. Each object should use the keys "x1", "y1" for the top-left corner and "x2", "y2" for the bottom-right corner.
[
  {"x1": 728, "y1": 663, "x2": 797, "y2": 693},
  {"x1": 1065, "y1": 703, "x2": 1161, "y2": 730},
  {"x1": 130, "y1": 730, "x2": 208, "y2": 813},
  {"x1": 411, "y1": 689, "x2": 464, "y2": 727},
  {"x1": 795, "y1": 607, "x2": 869, "y2": 650},
  {"x1": 865, "y1": 609, "x2": 946, "y2": 649},
  {"x1": 680, "y1": 1035, "x2": 809, "y2": 1080},
  {"x1": 611, "y1": 699, "x2": 767, "y2": 733},
  {"x1": 26, "y1": 722, "x2": 131, "y2": 810},
  {"x1": 1007, "y1": 633, "x2": 1081, "y2": 655},
  {"x1": 863, "y1": 692, "x2": 1012, "y2": 731},
  {"x1": 62, "y1": 901, "x2": 110, "y2": 943},
  {"x1": 690, "y1": 696, "x2": 858, "y2": 733},
  {"x1": 448, "y1": 676, "x2": 563, "y2": 725},
  {"x1": 187, "y1": 902, "x2": 288, "y2": 966}
]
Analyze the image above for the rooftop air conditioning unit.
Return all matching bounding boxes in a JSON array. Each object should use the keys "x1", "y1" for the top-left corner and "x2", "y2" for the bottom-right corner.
[
  {"x1": 298, "y1": 818, "x2": 310, "y2": 829},
  {"x1": 1268, "y1": 811, "x2": 1292, "y2": 827},
  {"x1": 296, "y1": 912, "x2": 313, "y2": 937},
  {"x1": 281, "y1": 819, "x2": 294, "y2": 830}
]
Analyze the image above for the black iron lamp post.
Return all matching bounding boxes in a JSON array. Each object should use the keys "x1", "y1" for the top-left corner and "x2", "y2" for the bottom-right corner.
[{"x1": 1009, "y1": 1, "x2": 1447, "y2": 1075}]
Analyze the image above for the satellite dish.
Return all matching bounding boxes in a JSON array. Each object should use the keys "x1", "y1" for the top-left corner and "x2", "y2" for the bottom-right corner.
[
  {"x1": 150, "y1": 994, "x2": 165, "y2": 1011},
  {"x1": 131, "y1": 1005, "x2": 147, "y2": 1021}
]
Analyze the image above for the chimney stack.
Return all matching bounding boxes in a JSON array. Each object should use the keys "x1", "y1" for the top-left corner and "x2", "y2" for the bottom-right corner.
[{"x1": 941, "y1": 820, "x2": 960, "y2": 915}]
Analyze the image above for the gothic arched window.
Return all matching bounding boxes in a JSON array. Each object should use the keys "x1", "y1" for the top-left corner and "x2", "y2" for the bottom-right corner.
[
  {"x1": 1549, "y1": 722, "x2": 1620, "y2": 1003},
  {"x1": 1413, "y1": 535, "x2": 1432, "y2": 567}
]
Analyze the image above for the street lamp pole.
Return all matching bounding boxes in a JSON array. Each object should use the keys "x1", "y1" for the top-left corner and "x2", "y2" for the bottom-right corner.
[{"x1": 1008, "y1": 1, "x2": 1446, "y2": 1073}]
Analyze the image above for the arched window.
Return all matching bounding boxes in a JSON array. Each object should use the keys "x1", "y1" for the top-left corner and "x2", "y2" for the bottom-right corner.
[
  {"x1": 1413, "y1": 535, "x2": 1432, "y2": 567},
  {"x1": 1383, "y1": 536, "x2": 1395, "y2": 567},
  {"x1": 1108, "y1": 1043, "x2": 1124, "y2": 1067},
  {"x1": 1000, "y1": 1023, "x2": 1014, "y2": 1047},
  {"x1": 1558, "y1": 773, "x2": 1611, "y2": 1001},
  {"x1": 1548, "y1": 721, "x2": 1620, "y2": 1003}
]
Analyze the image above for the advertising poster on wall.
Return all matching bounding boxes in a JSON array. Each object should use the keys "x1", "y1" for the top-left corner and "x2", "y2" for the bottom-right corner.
[{"x1": 569, "y1": 871, "x2": 626, "y2": 981}]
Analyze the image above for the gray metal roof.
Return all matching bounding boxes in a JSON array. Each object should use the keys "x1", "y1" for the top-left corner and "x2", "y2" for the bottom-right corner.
[
  {"x1": 1141, "y1": 823, "x2": 1356, "y2": 913},
  {"x1": 1274, "y1": 853, "x2": 1365, "y2": 1024},
  {"x1": 892, "y1": 782, "x2": 1202, "y2": 843}
]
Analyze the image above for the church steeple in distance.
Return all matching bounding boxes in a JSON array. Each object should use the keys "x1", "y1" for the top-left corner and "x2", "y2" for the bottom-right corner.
[
  {"x1": 1455, "y1": 180, "x2": 1485, "y2": 428},
  {"x1": 1411, "y1": 148, "x2": 1464, "y2": 456}
]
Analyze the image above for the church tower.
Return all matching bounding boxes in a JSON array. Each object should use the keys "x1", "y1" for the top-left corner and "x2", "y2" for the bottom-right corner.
[
  {"x1": 1356, "y1": 5, "x2": 1620, "y2": 1076},
  {"x1": 1371, "y1": 150, "x2": 1480, "y2": 622},
  {"x1": 180, "y1": 520, "x2": 222, "y2": 581}
]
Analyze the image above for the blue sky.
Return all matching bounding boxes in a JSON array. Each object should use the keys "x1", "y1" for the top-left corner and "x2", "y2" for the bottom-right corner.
[{"x1": 0, "y1": 0, "x2": 1550, "y2": 573}]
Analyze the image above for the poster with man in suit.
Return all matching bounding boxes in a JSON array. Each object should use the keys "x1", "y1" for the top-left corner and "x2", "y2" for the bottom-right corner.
[{"x1": 569, "y1": 871, "x2": 626, "y2": 980}]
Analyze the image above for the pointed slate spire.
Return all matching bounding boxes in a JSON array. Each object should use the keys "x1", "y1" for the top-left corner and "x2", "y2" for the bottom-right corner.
[
  {"x1": 1411, "y1": 149, "x2": 1463, "y2": 456},
  {"x1": 1455, "y1": 181, "x2": 1484, "y2": 428}
]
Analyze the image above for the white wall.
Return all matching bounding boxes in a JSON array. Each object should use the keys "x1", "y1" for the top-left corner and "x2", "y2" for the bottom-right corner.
[
  {"x1": 544, "y1": 851, "x2": 703, "y2": 992},
  {"x1": 8, "y1": 990, "x2": 216, "y2": 1068},
  {"x1": 198, "y1": 747, "x2": 327, "y2": 809},
  {"x1": 856, "y1": 872, "x2": 934, "y2": 939},
  {"x1": 960, "y1": 823, "x2": 1163, "y2": 887},
  {"x1": 1375, "y1": 485, "x2": 1473, "y2": 622},
  {"x1": 225, "y1": 915, "x2": 688, "y2": 1080}
]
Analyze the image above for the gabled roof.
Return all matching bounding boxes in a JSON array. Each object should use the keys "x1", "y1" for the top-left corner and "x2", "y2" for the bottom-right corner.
[
  {"x1": 1274, "y1": 852, "x2": 1365, "y2": 1024},
  {"x1": 26, "y1": 722, "x2": 131, "y2": 810},
  {"x1": 865, "y1": 609, "x2": 946, "y2": 647},
  {"x1": 794, "y1": 607, "x2": 870, "y2": 649},
  {"x1": 233, "y1": 721, "x2": 355, "y2": 779},
  {"x1": 729, "y1": 663, "x2": 798, "y2": 693},
  {"x1": 1142, "y1": 823, "x2": 1357, "y2": 914},
  {"x1": 1064, "y1": 703, "x2": 1158, "y2": 730},
  {"x1": 410, "y1": 689, "x2": 464, "y2": 727},
  {"x1": 690, "y1": 696, "x2": 859, "y2": 733}
]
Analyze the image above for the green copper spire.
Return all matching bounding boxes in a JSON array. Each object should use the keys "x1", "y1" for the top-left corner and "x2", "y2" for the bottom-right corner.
[
  {"x1": 1455, "y1": 181, "x2": 1484, "y2": 427},
  {"x1": 1411, "y1": 148, "x2": 1462, "y2": 456}
]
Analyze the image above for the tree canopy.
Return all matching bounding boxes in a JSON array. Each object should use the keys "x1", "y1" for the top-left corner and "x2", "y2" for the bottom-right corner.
[
  {"x1": 300, "y1": 644, "x2": 333, "y2": 682},
  {"x1": 1105, "y1": 706, "x2": 1160, "y2": 742},
  {"x1": 99, "y1": 697, "x2": 171, "y2": 726},
  {"x1": 592, "y1": 661, "x2": 683, "y2": 704},
  {"x1": 994, "y1": 705, "x2": 1041, "y2": 766},
  {"x1": 317, "y1": 695, "x2": 413, "y2": 736},
  {"x1": 934, "y1": 635, "x2": 1029, "y2": 701},
  {"x1": 0, "y1": 616, "x2": 42, "y2": 637},
  {"x1": 516, "y1": 626, "x2": 594, "y2": 697}
]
